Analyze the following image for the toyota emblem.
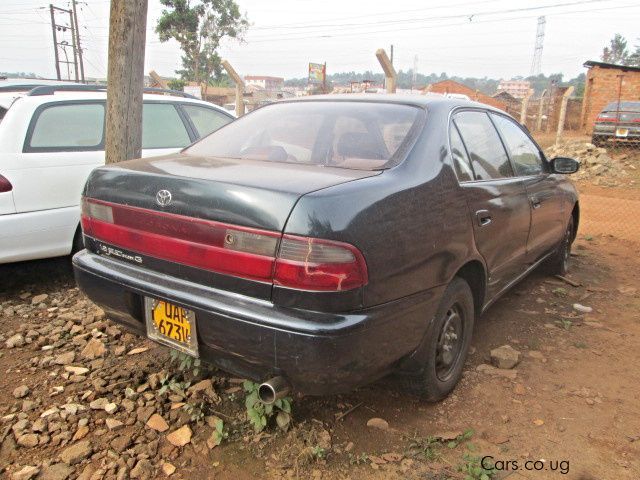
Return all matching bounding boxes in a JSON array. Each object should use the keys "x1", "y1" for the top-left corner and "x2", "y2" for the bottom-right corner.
[{"x1": 156, "y1": 189, "x2": 172, "y2": 207}]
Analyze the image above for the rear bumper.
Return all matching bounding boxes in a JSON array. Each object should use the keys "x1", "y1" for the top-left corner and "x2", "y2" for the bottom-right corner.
[
  {"x1": 73, "y1": 250, "x2": 444, "y2": 395},
  {"x1": 593, "y1": 125, "x2": 640, "y2": 139}
]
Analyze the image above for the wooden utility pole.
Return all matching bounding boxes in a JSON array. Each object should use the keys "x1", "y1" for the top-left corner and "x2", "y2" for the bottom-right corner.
[
  {"x1": 376, "y1": 48, "x2": 397, "y2": 94},
  {"x1": 71, "y1": 0, "x2": 85, "y2": 82},
  {"x1": 49, "y1": 5, "x2": 61, "y2": 80},
  {"x1": 105, "y1": 0, "x2": 148, "y2": 164},
  {"x1": 221, "y1": 59, "x2": 245, "y2": 117},
  {"x1": 555, "y1": 86, "x2": 574, "y2": 146}
]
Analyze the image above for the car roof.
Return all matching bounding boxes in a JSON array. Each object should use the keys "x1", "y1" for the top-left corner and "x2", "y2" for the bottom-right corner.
[
  {"x1": 1, "y1": 89, "x2": 234, "y2": 116},
  {"x1": 280, "y1": 93, "x2": 504, "y2": 113},
  {"x1": 603, "y1": 101, "x2": 640, "y2": 111}
]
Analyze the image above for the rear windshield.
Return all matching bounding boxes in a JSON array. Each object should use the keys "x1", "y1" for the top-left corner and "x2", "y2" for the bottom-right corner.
[
  {"x1": 604, "y1": 101, "x2": 640, "y2": 112},
  {"x1": 186, "y1": 101, "x2": 423, "y2": 170}
]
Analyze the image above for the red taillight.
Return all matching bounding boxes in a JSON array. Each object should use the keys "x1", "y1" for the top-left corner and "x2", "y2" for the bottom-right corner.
[
  {"x1": 273, "y1": 235, "x2": 368, "y2": 291},
  {"x1": 81, "y1": 198, "x2": 368, "y2": 292},
  {"x1": 0, "y1": 174, "x2": 12, "y2": 193}
]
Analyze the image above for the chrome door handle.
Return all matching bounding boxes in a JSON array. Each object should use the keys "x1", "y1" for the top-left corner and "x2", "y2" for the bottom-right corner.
[
  {"x1": 530, "y1": 196, "x2": 541, "y2": 209},
  {"x1": 476, "y1": 209, "x2": 492, "y2": 227}
]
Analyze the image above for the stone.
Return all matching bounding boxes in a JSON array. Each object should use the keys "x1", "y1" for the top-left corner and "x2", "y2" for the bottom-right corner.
[
  {"x1": 54, "y1": 352, "x2": 76, "y2": 366},
  {"x1": 166, "y1": 425, "x2": 192, "y2": 447},
  {"x1": 11, "y1": 466, "x2": 40, "y2": 480},
  {"x1": 17, "y1": 433, "x2": 39, "y2": 448},
  {"x1": 89, "y1": 398, "x2": 109, "y2": 410},
  {"x1": 73, "y1": 426, "x2": 89, "y2": 441},
  {"x1": 110, "y1": 435, "x2": 131, "y2": 453},
  {"x1": 136, "y1": 406, "x2": 155, "y2": 423},
  {"x1": 80, "y1": 339, "x2": 106, "y2": 359},
  {"x1": 490, "y1": 345, "x2": 521, "y2": 369},
  {"x1": 573, "y1": 303, "x2": 593, "y2": 314},
  {"x1": 31, "y1": 418, "x2": 47, "y2": 433},
  {"x1": 13, "y1": 385, "x2": 29, "y2": 399},
  {"x1": 6, "y1": 334, "x2": 25, "y2": 349},
  {"x1": 39, "y1": 463, "x2": 74, "y2": 480},
  {"x1": 366, "y1": 418, "x2": 389, "y2": 431},
  {"x1": 64, "y1": 366, "x2": 90, "y2": 375},
  {"x1": 476, "y1": 363, "x2": 518, "y2": 380},
  {"x1": 161, "y1": 463, "x2": 176, "y2": 476},
  {"x1": 104, "y1": 403, "x2": 118, "y2": 414},
  {"x1": 105, "y1": 419, "x2": 123, "y2": 431},
  {"x1": 130, "y1": 459, "x2": 154, "y2": 479},
  {"x1": 146, "y1": 413, "x2": 169, "y2": 432},
  {"x1": 60, "y1": 440, "x2": 92, "y2": 465},
  {"x1": 32, "y1": 294, "x2": 49, "y2": 304}
]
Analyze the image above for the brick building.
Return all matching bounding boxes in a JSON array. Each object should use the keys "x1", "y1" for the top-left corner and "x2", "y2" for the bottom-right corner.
[
  {"x1": 423, "y1": 80, "x2": 507, "y2": 111},
  {"x1": 580, "y1": 60, "x2": 640, "y2": 133}
]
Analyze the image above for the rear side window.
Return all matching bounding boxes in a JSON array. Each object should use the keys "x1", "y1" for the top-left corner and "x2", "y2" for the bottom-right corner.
[
  {"x1": 142, "y1": 103, "x2": 191, "y2": 149},
  {"x1": 450, "y1": 124, "x2": 474, "y2": 182},
  {"x1": 182, "y1": 104, "x2": 232, "y2": 138},
  {"x1": 490, "y1": 114, "x2": 544, "y2": 176},
  {"x1": 453, "y1": 111, "x2": 513, "y2": 180},
  {"x1": 186, "y1": 101, "x2": 423, "y2": 170},
  {"x1": 29, "y1": 103, "x2": 104, "y2": 149}
]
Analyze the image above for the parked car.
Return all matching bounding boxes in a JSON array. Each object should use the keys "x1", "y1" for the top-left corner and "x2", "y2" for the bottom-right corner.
[
  {"x1": 73, "y1": 95, "x2": 580, "y2": 401},
  {"x1": 0, "y1": 86, "x2": 234, "y2": 264},
  {"x1": 592, "y1": 100, "x2": 640, "y2": 146}
]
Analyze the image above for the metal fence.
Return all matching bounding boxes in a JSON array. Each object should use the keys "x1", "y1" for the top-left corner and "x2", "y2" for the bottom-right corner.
[{"x1": 535, "y1": 130, "x2": 640, "y2": 244}]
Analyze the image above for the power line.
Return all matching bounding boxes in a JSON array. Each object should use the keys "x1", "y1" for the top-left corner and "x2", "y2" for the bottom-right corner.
[{"x1": 249, "y1": 0, "x2": 614, "y2": 32}]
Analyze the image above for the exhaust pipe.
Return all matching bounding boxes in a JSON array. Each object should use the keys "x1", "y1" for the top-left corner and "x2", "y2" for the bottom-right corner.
[{"x1": 258, "y1": 376, "x2": 290, "y2": 404}]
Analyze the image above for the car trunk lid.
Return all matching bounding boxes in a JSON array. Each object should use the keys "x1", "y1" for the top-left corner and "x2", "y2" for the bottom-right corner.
[{"x1": 82, "y1": 153, "x2": 380, "y2": 299}]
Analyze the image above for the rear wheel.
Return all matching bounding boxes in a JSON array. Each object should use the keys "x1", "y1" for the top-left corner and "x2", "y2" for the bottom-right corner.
[
  {"x1": 545, "y1": 216, "x2": 574, "y2": 276},
  {"x1": 402, "y1": 277, "x2": 475, "y2": 402}
]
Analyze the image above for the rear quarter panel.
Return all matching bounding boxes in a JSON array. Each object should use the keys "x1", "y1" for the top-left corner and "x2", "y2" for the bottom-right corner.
[{"x1": 281, "y1": 110, "x2": 481, "y2": 308}]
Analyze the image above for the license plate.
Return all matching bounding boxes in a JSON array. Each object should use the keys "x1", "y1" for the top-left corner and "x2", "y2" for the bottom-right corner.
[
  {"x1": 144, "y1": 298, "x2": 198, "y2": 357},
  {"x1": 616, "y1": 128, "x2": 629, "y2": 137}
]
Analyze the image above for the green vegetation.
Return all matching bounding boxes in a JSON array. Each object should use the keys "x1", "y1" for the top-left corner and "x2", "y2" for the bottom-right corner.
[
  {"x1": 156, "y1": 0, "x2": 248, "y2": 84},
  {"x1": 243, "y1": 380, "x2": 292, "y2": 432}
]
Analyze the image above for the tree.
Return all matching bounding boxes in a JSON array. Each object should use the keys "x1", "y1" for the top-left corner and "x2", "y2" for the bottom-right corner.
[
  {"x1": 156, "y1": 0, "x2": 248, "y2": 85},
  {"x1": 601, "y1": 34, "x2": 629, "y2": 65},
  {"x1": 628, "y1": 38, "x2": 640, "y2": 67}
]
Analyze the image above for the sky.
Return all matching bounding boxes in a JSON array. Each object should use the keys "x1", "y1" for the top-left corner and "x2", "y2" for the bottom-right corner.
[{"x1": 1, "y1": 0, "x2": 639, "y2": 82}]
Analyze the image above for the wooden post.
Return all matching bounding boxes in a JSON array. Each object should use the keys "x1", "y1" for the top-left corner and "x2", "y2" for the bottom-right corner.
[
  {"x1": 375, "y1": 48, "x2": 397, "y2": 94},
  {"x1": 536, "y1": 89, "x2": 547, "y2": 132},
  {"x1": 520, "y1": 90, "x2": 533, "y2": 125},
  {"x1": 148, "y1": 70, "x2": 168, "y2": 89},
  {"x1": 105, "y1": 0, "x2": 148, "y2": 164},
  {"x1": 221, "y1": 60, "x2": 245, "y2": 117},
  {"x1": 555, "y1": 86, "x2": 575, "y2": 146}
]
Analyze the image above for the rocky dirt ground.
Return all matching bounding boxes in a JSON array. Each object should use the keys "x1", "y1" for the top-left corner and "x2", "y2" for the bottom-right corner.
[{"x1": 1, "y1": 188, "x2": 639, "y2": 480}]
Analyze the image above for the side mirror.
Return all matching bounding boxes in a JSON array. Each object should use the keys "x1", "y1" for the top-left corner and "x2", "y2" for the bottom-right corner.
[{"x1": 551, "y1": 157, "x2": 580, "y2": 174}]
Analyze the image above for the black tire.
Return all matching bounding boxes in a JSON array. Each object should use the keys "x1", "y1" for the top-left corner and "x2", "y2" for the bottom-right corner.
[
  {"x1": 402, "y1": 277, "x2": 475, "y2": 402},
  {"x1": 545, "y1": 216, "x2": 574, "y2": 276},
  {"x1": 71, "y1": 227, "x2": 84, "y2": 255}
]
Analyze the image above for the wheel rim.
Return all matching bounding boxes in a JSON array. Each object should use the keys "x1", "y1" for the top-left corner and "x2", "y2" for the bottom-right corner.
[{"x1": 435, "y1": 304, "x2": 464, "y2": 382}]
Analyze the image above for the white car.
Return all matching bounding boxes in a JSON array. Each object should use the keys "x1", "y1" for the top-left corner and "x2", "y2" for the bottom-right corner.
[{"x1": 0, "y1": 85, "x2": 234, "y2": 263}]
